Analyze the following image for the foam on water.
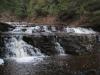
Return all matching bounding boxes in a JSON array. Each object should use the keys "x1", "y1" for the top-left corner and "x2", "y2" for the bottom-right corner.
[
  {"x1": 51, "y1": 27, "x2": 56, "y2": 32},
  {"x1": 64, "y1": 27, "x2": 95, "y2": 34},
  {"x1": 3, "y1": 23, "x2": 97, "y2": 63},
  {"x1": 10, "y1": 26, "x2": 96, "y2": 34},
  {"x1": 0, "y1": 59, "x2": 4, "y2": 65},
  {"x1": 13, "y1": 56, "x2": 44, "y2": 64},
  {"x1": 5, "y1": 22, "x2": 96, "y2": 34},
  {"x1": 42, "y1": 26, "x2": 51, "y2": 33},
  {"x1": 5, "y1": 36, "x2": 44, "y2": 58},
  {"x1": 55, "y1": 42, "x2": 65, "y2": 55}
]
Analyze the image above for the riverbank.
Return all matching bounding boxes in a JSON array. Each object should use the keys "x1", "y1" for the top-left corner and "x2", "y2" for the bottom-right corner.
[
  {"x1": 0, "y1": 16, "x2": 90, "y2": 26},
  {"x1": 0, "y1": 15, "x2": 100, "y2": 29}
]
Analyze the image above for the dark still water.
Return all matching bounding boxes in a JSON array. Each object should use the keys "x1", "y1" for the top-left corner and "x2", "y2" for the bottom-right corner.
[{"x1": 0, "y1": 54, "x2": 100, "y2": 75}]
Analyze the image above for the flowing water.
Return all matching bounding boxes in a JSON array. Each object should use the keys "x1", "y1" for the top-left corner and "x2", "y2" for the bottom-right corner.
[
  {"x1": 0, "y1": 24, "x2": 100, "y2": 75},
  {"x1": 55, "y1": 42, "x2": 65, "y2": 55},
  {"x1": 4, "y1": 36, "x2": 43, "y2": 58}
]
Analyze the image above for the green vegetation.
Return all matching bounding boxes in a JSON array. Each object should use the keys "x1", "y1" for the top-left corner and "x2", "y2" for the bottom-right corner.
[{"x1": 0, "y1": 0, "x2": 100, "y2": 24}]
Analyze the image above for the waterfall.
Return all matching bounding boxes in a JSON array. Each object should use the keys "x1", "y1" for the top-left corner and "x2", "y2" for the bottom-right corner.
[
  {"x1": 42, "y1": 26, "x2": 51, "y2": 33},
  {"x1": 4, "y1": 36, "x2": 43, "y2": 58},
  {"x1": 51, "y1": 27, "x2": 56, "y2": 32},
  {"x1": 64, "y1": 27, "x2": 95, "y2": 34},
  {"x1": 8, "y1": 25, "x2": 96, "y2": 34},
  {"x1": 25, "y1": 26, "x2": 41, "y2": 33},
  {"x1": 55, "y1": 42, "x2": 65, "y2": 55},
  {"x1": 1, "y1": 22, "x2": 98, "y2": 64},
  {"x1": 2, "y1": 23, "x2": 97, "y2": 58}
]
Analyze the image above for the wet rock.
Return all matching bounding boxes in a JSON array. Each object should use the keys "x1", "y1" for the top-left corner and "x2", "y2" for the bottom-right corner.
[
  {"x1": 59, "y1": 34, "x2": 98, "y2": 55},
  {"x1": 0, "y1": 22, "x2": 14, "y2": 32},
  {"x1": 85, "y1": 70, "x2": 97, "y2": 75},
  {"x1": 23, "y1": 33, "x2": 99, "y2": 55},
  {"x1": 23, "y1": 35, "x2": 57, "y2": 55}
]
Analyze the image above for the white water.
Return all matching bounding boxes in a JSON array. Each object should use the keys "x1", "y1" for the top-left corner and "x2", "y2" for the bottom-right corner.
[
  {"x1": 5, "y1": 36, "x2": 43, "y2": 58},
  {"x1": 51, "y1": 27, "x2": 56, "y2": 32},
  {"x1": 5, "y1": 25, "x2": 96, "y2": 57},
  {"x1": 3, "y1": 23, "x2": 96, "y2": 63},
  {"x1": 0, "y1": 59, "x2": 4, "y2": 65},
  {"x1": 25, "y1": 26, "x2": 41, "y2": 33},
  {"x1": 64, "y1": 27, "x2": 95, "y2": 34},
  {"x1": 13, "y1": 56, "x2": 44, "y2": 64},
  {"x1": 9, "y1": 26, "x2": 96, "y2": 34},
  {"x1": 4, "y1": 35, "x2": 44, "y2": 64},
  {"x1": 42, "y1": 26, "x2": 51, "y2": 33},
  {"x1": 55, "y1": 42, "x2": 65, "y2": 55},
  {"x1": 5, "y1": 22, "x2": 96, "y2": 34}
]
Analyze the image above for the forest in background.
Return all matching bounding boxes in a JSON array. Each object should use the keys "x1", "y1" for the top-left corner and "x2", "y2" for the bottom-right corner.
[{"x1": 0, "y1": 0, "x2": 100, "y2": 25}]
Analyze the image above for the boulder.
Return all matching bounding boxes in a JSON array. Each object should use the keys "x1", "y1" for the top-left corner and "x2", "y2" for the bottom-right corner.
[{"x1": 0, "y1": 22, "x2": 14, "y2": 32}]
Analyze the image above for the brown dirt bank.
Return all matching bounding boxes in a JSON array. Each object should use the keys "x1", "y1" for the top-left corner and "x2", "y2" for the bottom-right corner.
[{"x1": 0, "y1": 15, "x2": 99, "y2": 28}]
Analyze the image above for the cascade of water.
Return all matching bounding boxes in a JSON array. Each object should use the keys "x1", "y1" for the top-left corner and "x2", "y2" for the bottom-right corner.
[
  {"x1": 26, "y1": 26, "x2": 41, "y2": 33},
  {"x1": 12, "y1": 27, "x2": 24, "y2": 32},
  {"x1": 3, "y1": 24, "x2": 97, "y2": 58},
  {"x1": 64, "y1": 27, "x2": 96, "y2": 34},
  {"x1": 42, "y1": 26, "x2": 51, "y2": 32},
  {"x1": 51, "y1": 27, "x2": 56, "y2": 32},
  {"x1": 55, "y1": 42, "x2": 65, "y2": 55},
  {"x1": 9, "y1": 25, "x2": 96, "y2": 34},
  {"x1": 4, "y1": 36, "x2": 43, "y2": 58}
]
